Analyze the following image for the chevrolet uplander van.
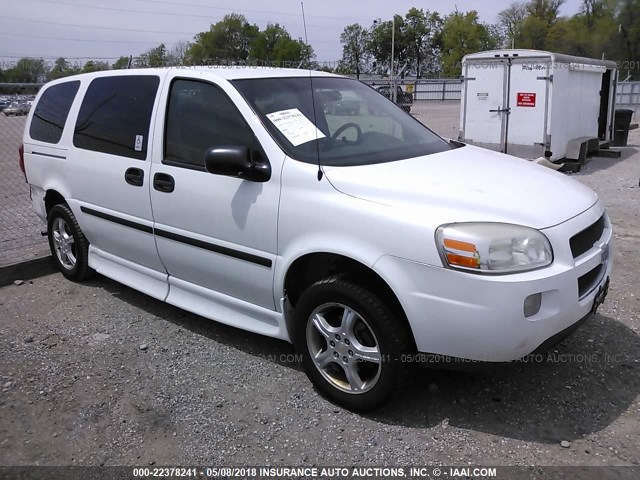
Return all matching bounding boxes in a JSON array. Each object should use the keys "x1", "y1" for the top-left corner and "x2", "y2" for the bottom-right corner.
[{"x1": 21, "y1": 68, "x2": 612, "y2": 410}]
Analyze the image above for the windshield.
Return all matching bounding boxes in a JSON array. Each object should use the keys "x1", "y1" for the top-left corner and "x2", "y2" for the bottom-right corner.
[{"x1": 232, "y1": 77, "x2": 451, "y2": 166}]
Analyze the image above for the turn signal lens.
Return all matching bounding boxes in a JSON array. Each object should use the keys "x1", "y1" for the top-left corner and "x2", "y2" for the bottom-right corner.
[
  {"x1": 441, "y1": 237, "x2": 480, "y2": 269},
  {"x1": 443, "y1": 238, "x2": 476, "y2": 253},
  {"x1": 446, "y1": 252, "x2": 480, "y2": 268}
]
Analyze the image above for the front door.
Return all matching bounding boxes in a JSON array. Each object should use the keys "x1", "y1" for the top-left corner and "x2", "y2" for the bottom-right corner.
[{"x1": 149, "y1": 77, "x2": 281, "y2": 310}]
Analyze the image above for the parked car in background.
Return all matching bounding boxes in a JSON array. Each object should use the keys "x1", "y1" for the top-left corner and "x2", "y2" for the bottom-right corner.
[
  {"x1": 4, "y1": 102, "x2": 30, "y2": 116},
  {"x1": 373, "y1": 85, "x2": 413, "y2": 113},
  {"x1": 323, "y1": 90, "x2": 361, "y2": 116},
  {"x1": 0, "y1": 100, "x2": 10, "y2": 111}
]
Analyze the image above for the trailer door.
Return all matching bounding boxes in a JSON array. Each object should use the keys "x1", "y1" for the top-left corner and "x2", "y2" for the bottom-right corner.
[
  {"x1": 506, "y1": 59, "x2": 550, "y2": 158},
  {"x1": 461, "y1": 59, "x2": 509, "y2": 152}
]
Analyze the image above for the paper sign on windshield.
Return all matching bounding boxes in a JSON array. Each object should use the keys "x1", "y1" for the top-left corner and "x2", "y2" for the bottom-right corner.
[{"x1": 266, "y1": 108, "x2": 325, "y2": 147}]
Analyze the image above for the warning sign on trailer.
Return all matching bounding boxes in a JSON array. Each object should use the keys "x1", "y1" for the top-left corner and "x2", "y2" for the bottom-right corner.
[{"x1": 517, "y1": 92, "x2": 536, "y2": 107}]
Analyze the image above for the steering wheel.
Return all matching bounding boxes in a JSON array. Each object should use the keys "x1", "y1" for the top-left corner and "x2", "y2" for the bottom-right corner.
[{"x1": 331, "y1": 122, "x2": 362, "y2": 144}]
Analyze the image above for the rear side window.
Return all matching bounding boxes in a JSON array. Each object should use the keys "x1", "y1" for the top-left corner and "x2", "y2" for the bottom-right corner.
[
  {"x1": 73, "y1": 75, "x2": 159, "y2": 160},
  {"x1": 30, "y1": 81, "x2": 80, "y2": 144}
]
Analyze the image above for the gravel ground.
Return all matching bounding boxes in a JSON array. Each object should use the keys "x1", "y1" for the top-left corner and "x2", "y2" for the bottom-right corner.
[
  {"x1": 412, "y1": 100, "x2": 461, "y2": 139},
  {"x1": 0, "y1": 108, "x2": 639, "y2": 470}
]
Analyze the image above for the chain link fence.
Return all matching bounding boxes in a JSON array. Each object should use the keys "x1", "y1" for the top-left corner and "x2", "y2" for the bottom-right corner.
[
  {"x1": 0, "y1": 86, "x2": 49, "y2": 267},
  {"x1": 359, "y1": 78, "x2": 462, "y2": 101},
  {"x1": 617, "y1": 81, "x2": 640, "y2": 118}
]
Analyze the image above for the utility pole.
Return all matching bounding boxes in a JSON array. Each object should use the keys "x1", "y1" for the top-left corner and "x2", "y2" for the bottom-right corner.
[{"x1": 374, "y1": 16, "x2": 397, "y2": 103}]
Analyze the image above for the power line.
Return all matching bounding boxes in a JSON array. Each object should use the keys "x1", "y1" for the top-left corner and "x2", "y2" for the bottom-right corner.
[
  {"x1": 28, "y1": 0, "x2": 231, "y2": 20},
  {"x1": 27, "y1": 0, "x2": 338, "y2": 29},
  {"x1": 0, "y1": 32, "x2": 180, "y2": 45},
  {"x1": 0, "y1": 15, "x2": 340, "y2": 44},
  {"x1": 1, "y1": 15, "x2": 197, "y2": 35},
  {"x1": 134, "y1": 0, "x2": 360, "y2": 22},
  {"x1": 0, "y1": 54, "x2": 122, "y2": 60}
]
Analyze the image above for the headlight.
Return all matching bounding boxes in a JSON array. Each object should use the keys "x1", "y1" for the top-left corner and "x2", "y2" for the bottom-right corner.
[{"x1": 435, "y1": 223, "x2": 553, "y2": 274}]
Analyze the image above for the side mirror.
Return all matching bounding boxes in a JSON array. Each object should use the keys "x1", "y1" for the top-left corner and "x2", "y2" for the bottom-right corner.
[{"x1": 204, "y1": 146, "x2": 271, "y2": 182}]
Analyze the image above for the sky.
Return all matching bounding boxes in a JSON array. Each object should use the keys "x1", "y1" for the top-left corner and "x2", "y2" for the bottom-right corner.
[{"x1": 0, "y1": 0, "x2": 584, "y2": 68}]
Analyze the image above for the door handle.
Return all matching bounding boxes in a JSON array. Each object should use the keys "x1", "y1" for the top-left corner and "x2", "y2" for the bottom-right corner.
[
  {"x1": 124, "y1": 167, "x2": 144, "y2": 187},
  {"x1": 489, "y1": 107, "x2": 511, "y2": 113},
  {"x1": 153, "y1": 172, "x2": 175, "y2": 193}
]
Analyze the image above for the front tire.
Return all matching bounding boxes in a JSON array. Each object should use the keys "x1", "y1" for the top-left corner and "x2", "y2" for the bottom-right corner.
[
  {"x1": 47, "y1": 204, "x2": 92, "y2": 281},
  {"x1": 294, "y1": 276, "x2": 412, "y2": 411}
]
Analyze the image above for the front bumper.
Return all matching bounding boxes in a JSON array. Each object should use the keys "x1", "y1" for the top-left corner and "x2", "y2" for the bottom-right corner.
[{"x1": 374, "y1": 202, "x2": 612, "y2": 362}]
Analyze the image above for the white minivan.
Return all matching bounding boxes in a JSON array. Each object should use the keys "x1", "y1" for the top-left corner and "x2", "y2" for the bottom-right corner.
[{"x1": 21, "y1": 68, "x2": 611, "y2": 410}]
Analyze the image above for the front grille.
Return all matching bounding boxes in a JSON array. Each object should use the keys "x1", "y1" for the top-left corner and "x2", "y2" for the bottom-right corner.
[
  {"x1": 570, "y1": 215, "x2": 605, "y2": 258},
  {"x1": 578, "y1": 264, "x2": 603, "y2": 299}
]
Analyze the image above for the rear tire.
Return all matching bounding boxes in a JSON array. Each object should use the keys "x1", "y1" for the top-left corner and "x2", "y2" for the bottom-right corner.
[
  {"x1": 294, "y1": 275, "x2": 412, "y2": 411},
  {"x1": 47, "y1": 204, "x2": 92, "y2": 281}
]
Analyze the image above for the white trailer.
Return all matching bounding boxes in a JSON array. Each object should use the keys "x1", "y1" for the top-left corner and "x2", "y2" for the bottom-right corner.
[{"x1": 459, "y1": 49, "x2": 617, "y2": 162}]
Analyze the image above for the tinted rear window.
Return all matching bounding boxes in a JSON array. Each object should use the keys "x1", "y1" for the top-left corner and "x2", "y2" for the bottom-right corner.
[
  {"x1": 29, "y1": 81, "x2": 80, "y2": 144},
  {"x1": 73, "y1": 75, "x2": 160, "y2": 160}
]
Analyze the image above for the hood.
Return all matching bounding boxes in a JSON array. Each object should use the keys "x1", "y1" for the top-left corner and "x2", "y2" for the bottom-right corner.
[{"x1": 323, "y1": 145, "x2": 598, "y2": 229}]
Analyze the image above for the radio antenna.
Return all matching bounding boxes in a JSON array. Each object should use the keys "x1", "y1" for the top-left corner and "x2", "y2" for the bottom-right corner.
[
  {"x1": 301, "y1": 2, "x2": 309, "y2": 50},
  {"x1": 301, "y1": 1, "x2": 323, "y2": 181}
]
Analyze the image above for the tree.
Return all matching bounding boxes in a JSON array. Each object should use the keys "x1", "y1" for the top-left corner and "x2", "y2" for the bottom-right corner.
[
  {"x1": 545, "y1": 16, "x2": 589, "y2": 54},
  {"x1": 112, "y1": 56, "x2": 131, "y2": 69},
  {"x1": 134, "y1": 44, "x2": 169, "y2": 67},
  {"x1": 365, "y1": 9, "x2": 444, "y2": 78},
  {"x1": 485, "y1": 23, "x2": 507, "y2": 49},
  {"x1": 519, "y1": 15, "x2": 552, "y2": 49},
  {"x1": 183, "y1": 16, "x2": 311, "y2": 66},
  {"x1": 186, "y1": 13, "x2": 259, "y2": 64},
  {"x1": 7, "y1": 58, "x2": 48, "y2": 83},
  {"x1": 274, "y1": 37, "x2": 313, "y2": 65},
  {"x1": 249, "y1": 23, "x2": 312, "y2": 64},
  {"x1": 440, "y1": 11, "x2": 498, "y2": 76},
  {"x1": 250, "y1": 23, "x2": 289, "y2": 60},
  {"x1": 48, "y1": 57, "x2": 80, "y2": 80},
  {"x1": 298, "y1": 43, "x2": 316, "y2": 68},
  {"x1": 170, "y1": 40, "x2": 191, "y2": 66},
  {"x1": 581, "y1": 0, "x2": 606, "y2": 28},
  {"x1": 338, "y1": 23, "x2": 371, "y2": 78},
  {"x1": 81, "y1": 60, "x2": 109, "y2": 73},
  {"x1": 500, "y1": 0, "x2": 566, "y2": 50},
  {"x1": 148, "y1": 43, "x2": 168, "y2": 67},
  {"x1": 526, "y1": 0, "x2": 565, "y2": 25},
  {"x1": 499, "y1": 2, "x2": 528, "y2": 47},
  {"x1": 368, "y1": 15, "x2": 409, "y2": 76},
  {"x1": 617, "y1": 0, "x2": 640, "y2": 78},
  {"x1": 545, "y1": 0, "x2": 617, "y2": 57},
  {"x1": 403, "y1": 8, "x2": 443, "y2": 77}
]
